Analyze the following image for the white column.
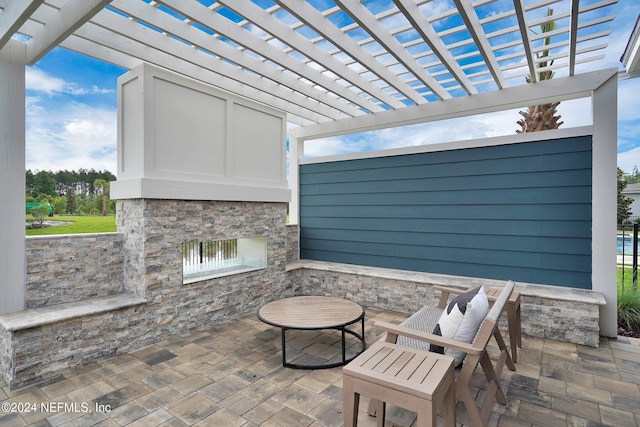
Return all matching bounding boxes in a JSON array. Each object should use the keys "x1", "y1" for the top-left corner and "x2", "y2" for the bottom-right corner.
[
  {"x1": 288, "y1": 132, "x2": 302, "y2": 225},
  {"x1": 0, "y1": 40, "x2": 26, "y2": 314},
  {"x1": 591, "y1": 72, "x2": 618, "y2": 337}
]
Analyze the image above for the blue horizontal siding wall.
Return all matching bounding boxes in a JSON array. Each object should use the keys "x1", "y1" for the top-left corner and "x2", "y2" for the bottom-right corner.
[{"x1": 299, "y1": 136, "x2": 593, "y2": 289}]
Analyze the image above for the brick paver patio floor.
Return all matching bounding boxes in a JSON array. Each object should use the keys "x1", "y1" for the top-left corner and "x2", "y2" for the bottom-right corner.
[{"x1": 1, "y1": 307, "x2": 639, "y2": 426}]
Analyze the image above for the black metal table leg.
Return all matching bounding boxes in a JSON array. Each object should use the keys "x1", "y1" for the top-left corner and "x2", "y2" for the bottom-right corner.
[{"x1": 281, "y1": 328, "x2": 287, "y2": 367}]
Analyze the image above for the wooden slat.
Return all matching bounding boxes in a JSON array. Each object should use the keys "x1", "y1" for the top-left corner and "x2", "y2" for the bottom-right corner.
[
  {"x1": 409, "y1": 354, "x2": 438, "y2": 387},
  {"x1": 344, "y1": 342, "x2": 455, "y2": 399},
  {"x1": 0, "y1": 0, "x2": 618, "y2": 126},
  {"x1": 360, "y1": 343, "x2": 394, "y2": 370},
  {"x1": 258, "y1": 296, "x2": 363, "y2": 329},
  {"x1": 394, "y1": 351, "x2": 423, "y2": 381}
]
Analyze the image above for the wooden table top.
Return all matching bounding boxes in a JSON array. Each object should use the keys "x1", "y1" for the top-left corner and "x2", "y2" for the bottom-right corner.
[{"x1": 258, "y1": 296, "x2": 364, "y2": 329}]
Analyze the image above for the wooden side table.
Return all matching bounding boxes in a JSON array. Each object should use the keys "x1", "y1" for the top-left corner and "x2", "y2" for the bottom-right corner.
[
  {"x1": 486, "y1": 287, "x2": 522, "y2": 362},
  {"x1": 343, "y1": 341, "x2": 455, "y2": 427}
]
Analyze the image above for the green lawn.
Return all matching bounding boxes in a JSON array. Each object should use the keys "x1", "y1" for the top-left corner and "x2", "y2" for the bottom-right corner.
[{"x1": 26, "y1": 215, "x2": 117, "y2": 236}]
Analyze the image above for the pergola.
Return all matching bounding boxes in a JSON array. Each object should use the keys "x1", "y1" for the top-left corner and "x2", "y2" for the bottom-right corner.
[
  {"x1": 0, "y1": 0, "x2": 623, "y2": 334},
  {"x1": 0, "y1": 0, "x2": 619, "y2": 124}
]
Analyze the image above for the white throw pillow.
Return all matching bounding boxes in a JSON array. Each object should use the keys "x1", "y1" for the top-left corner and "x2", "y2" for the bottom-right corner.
[{"x1": 430, "y1": 286, "x2": 489, "y2": 366}]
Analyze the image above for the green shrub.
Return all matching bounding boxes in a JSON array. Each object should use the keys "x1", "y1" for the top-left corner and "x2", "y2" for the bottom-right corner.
[
  {"x1": 617, "y1": 268, "x2": 640, "y2": 333},
  {"x1": 618, "y1": 289, "x2": 640, "y2": 331}
]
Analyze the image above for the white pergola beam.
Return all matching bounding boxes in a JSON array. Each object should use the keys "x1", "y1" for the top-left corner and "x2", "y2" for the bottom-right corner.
[
  {"x1": 292, "y1": 67, "x2": 618, "y2": 140},
  {"x1": 0, "y1": 0, "x2": 43, "y2": 49},
  {"x1": 60, "y1": 34, "x2": 142, "y2": 70},
  {"x1": 25, "y1": 0, "x2": 111, "y2": 65}
]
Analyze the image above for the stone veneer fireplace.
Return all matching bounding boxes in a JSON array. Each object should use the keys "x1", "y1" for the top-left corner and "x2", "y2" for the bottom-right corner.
[
  {"x1": 0, "y1": 62, "x2": 295, "y2": 389},
  {"x1": 117, "y1": 199, "x2": 291, "y2": 319}
]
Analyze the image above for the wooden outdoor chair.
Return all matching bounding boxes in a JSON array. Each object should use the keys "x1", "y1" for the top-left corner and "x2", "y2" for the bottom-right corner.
[{"x1": 368, "y1": 281, "x2": 515, "y2": 427}]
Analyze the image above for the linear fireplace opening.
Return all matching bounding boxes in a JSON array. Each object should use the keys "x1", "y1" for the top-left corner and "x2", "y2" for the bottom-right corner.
[{"x1": 182, "y1": 237, "x2": 267, "y2": 284}]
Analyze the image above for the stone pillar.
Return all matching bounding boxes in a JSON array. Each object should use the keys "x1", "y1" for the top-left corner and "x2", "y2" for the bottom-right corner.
[{"x1": 0, "y1": 40, "x2": 26, "y2": 314}]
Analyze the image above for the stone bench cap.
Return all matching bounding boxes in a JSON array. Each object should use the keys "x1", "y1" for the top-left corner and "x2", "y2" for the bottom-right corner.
[
  {"x1": 0, "y1": 295, "x2": 147, "y2": 332},
  {"x1": 288, "y1": 260, "x2": 607, "y2": 306}
]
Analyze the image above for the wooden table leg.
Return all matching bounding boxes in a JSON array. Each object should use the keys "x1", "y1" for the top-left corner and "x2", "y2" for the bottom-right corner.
[{"x1": 343, "y1": 376, "x2": 359, "y2": 427}]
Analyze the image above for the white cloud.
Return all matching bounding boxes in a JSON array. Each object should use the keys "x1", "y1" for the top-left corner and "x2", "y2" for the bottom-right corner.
[
  {"x1": 26, "y1": 67, "x2": 66, "y2": 94},
  {"x1": 24, "y1": 66, "x2": 117, "y2": 173},
  {"x1": 618, "y1": 148, "x2": 640, "y2": 174},
  {"x1": 26, "y1": 67, "x2": 113, "y2": 96},
  {"x1": 617, "y1": 78, "x2": 640, "y2": 122},
  {"x1": 26, "y1": 101, "x2": 117, "y2": 173}
]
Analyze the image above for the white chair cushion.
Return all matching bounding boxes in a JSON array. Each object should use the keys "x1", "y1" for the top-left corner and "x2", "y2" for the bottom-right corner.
[{"x1": 430, "y1": 286, "x2": 489, "y2": 365}]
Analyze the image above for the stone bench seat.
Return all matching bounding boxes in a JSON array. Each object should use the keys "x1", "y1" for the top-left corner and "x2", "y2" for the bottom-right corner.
[
  {"x1": 0, "y1": 294, "x2": 147, "y2": 389},
  {"x1": 287, "y1": 260, "x2": 607, "y2": 347},
  {"x1": 0, "y1": 294, "x2": 146, "y2": 332}
]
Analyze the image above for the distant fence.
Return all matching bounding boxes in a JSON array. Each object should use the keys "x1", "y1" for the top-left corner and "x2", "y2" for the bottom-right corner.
[{"x1": 618, "y1": 223, "x2": 639, "y2": 292}]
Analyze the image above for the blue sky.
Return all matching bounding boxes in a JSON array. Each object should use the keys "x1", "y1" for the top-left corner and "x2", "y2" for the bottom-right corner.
[{"x1": 23, "y1": 0, "x2": 640, "y2": 174}]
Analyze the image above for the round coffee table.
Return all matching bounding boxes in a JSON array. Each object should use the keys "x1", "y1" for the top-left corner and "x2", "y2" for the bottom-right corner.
[{"x1": 258, "y1": 296, "x2": 366, "y2": 369}]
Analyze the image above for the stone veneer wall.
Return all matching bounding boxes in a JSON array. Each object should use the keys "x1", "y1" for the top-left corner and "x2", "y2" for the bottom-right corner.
[
  {"x1": 3, "y1": 302, "x2": 146, "y2": 389},
  {"x1": 288, "y1": 260, "x2": 605, "y2": 347},
  {"x1": 0, "y1": 327, "x2": 10, "y2": 388},
  {"x1": 1, "y1": 200, "x2": 293, "y2": 389},
  {"x1": 115, "y1": 199, "x2": 293, "y2": 334},
  {"x1": 286, "y1": 224, "x2": 299, "y2": 264},
  {"x1": 25, "y1": 234, "x2": 125, "y2": 308}
]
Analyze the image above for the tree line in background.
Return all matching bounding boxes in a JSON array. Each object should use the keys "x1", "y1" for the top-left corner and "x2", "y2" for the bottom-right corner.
[{"x1": 26, "y1": 169, "x2": 116, "y2": 216}]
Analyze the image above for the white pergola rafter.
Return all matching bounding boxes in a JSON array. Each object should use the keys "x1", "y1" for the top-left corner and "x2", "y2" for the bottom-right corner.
[
  {"x1": 74, "y1": 12, "x2": 331, "y2": 125},
  {"x1": 156, "y1": 0, "x2": 375, "y2": 117},
  {"x1": 453, "y1": 0, "x2": 508, "y2": 89},
  {"x1": 333, "y1": 0, "x2": 451, "y2": 100},
  {"x1": 0, "y1": 0, "x2": 620, "y2": 124},
  {"x1": 217, "y1": 0, "x2": 394, "y2": 112},
  {"x1": 272, "y1": 0, "x2": 426, "y2": 106},
  {"x1": 25, "y1": 0, "x2": 111, "y2": 65},
  {"x1": 513, "y1": 0, "x2": 537, "y2": 83},
  {"x1": 393, "y1": 0, "x2": 477, "y2": 95},
  {"x1": 0, "y1": 0, "x2": 43, "y2": 49},
  {"x1": 108, "y1": 0, "x2": 354, "y2": 122}
]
